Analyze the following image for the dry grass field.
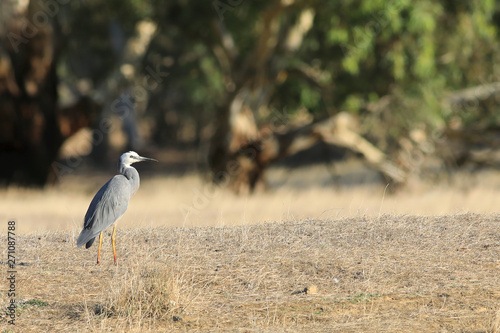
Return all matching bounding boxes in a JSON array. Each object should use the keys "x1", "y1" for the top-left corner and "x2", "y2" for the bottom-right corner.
[
  {"x1": 1, "y1": 158, "x2": 500, "y2": 332},
  {"x1": 4, "y1": 160, "x2": 500, "y2": 234},
  {"x1": 0, "y1": 214, "x2": 499, "y2": 332}
]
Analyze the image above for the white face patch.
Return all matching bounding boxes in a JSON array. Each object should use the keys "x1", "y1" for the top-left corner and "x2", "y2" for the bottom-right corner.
[
  {"x1": 128, "y1": 151, "x2": 140, "y2": 159},
  {"x1": 120, "y1": 151, "x2": 140, "y2": 166}
]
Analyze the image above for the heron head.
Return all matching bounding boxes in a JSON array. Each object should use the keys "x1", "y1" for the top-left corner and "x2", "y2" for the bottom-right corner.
[{"x1": 119, "y1": 151, "x2": 158, "y2": 167}]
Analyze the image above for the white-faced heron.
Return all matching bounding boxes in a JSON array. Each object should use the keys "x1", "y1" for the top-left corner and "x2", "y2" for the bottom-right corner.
[{"x1": 76, "y1": 151, "x2": 157, "y2": 265}]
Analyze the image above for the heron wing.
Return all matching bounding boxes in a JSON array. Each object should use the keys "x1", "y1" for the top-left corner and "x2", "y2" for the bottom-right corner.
[{"x1": 76, "y1": 175, "x2": 130, "y2": 248}]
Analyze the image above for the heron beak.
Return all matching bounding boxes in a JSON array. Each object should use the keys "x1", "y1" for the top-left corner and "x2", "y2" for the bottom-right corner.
[{"x1": 138, "y1": 155, "x2": 158, "y2": 162}]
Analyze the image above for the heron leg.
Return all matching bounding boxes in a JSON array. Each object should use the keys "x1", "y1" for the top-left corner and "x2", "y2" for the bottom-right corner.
[
  {"x1": 111, "y1": 225, "x2": 117, "y2": 265},
  {"x1": 96, "y1": 232, "x2": 103, "y2": 265}
]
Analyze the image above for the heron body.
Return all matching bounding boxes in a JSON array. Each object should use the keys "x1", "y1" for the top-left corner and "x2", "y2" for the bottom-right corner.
[{"x1": 76, "y1": 151, "x2": 157, "y2": 265}]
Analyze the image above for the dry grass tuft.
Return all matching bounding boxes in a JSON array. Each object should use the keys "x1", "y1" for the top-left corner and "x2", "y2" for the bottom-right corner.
[
  {"x1": 98, "y1": 263, "x2": 182, "y2": 322},
  {"x1": 493, "y1": 309, "x2": 500, "y2": 333}
]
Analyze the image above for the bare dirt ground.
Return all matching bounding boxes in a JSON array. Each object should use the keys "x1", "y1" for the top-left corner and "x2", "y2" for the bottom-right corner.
[{"x1": 1, "y1": 213, "x2": 499, "y2": 332}]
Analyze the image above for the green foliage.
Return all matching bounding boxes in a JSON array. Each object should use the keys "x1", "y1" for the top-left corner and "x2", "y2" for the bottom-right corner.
[
  {"x1": 14, "y1": 299, "x2": 48, "y2": 317},
  {"x1": 300, "y1": 86, "x2": 321, "y2": 110},
  {"x1": 18, "y1": 299, "x2": 48, "y2": 309},
  {"x1": 303, "y1": 0, "x2": 500, "y2": 150},
  {"x1": 57, "y1": 0, "x2": 500, "y2": 150}
]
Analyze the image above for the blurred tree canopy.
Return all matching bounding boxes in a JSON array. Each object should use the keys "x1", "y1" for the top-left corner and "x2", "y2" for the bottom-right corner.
[{"x1": 1, "y1": 0, "x2": 500, "y2": 187}]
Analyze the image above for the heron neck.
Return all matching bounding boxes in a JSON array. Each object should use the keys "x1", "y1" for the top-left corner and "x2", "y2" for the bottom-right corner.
[{"x1": 120, "y1": 165, "x2": 140, "y2": 196}]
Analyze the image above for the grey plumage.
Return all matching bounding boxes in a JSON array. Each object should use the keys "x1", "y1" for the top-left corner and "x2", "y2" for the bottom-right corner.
[
  {"x1": 76, "y1": 175, "x2": 130, "y2": 248},
  {"x1": 76, "y1": 151, "x2": 157, "y2": 263}
]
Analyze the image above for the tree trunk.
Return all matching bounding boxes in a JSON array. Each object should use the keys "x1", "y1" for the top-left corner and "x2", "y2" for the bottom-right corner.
[
  {"x1": 207, "y1": 1, "x2": 296, "y2": 190},
  {"x1": 206, "y1": 4, "x2": 407, "y2": 193},
  {"x1": 0, "y1": 0, "x2": 61, "y2": 186}
]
